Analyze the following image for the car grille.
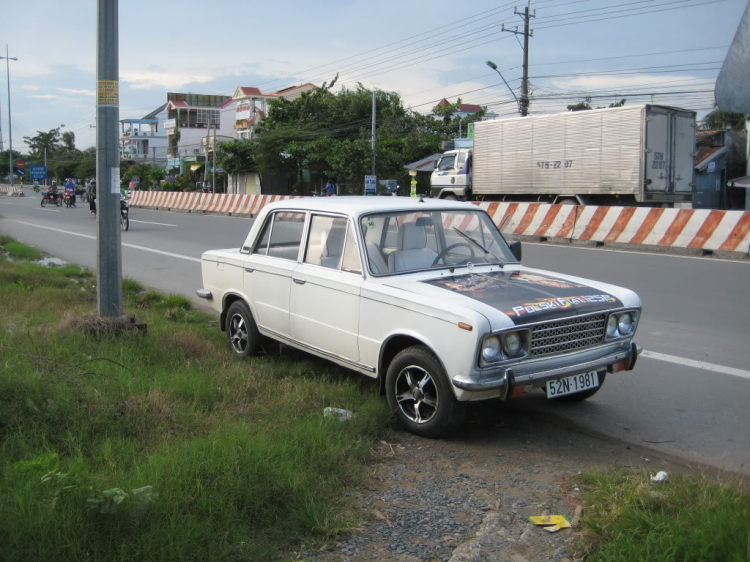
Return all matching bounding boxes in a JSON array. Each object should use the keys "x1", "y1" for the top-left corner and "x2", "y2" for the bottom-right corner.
[{"x1": 529, "y1": 314, "x2": 607, "y2": 357}]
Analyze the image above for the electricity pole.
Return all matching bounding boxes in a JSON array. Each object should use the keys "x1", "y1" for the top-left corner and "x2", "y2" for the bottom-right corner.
[
  {"x1": 371, "y1": 89, "x2": 376, "y2": 176},
  {"x1": 212, "y1": 127, "x2": 216, "y2": 194},
  {"x1": 1, "y1": 46, "x2": 18, "y2": 184},
  {"x1": 96, "y1": 0, "x2": 123, "y2": 317},
  {"x1": 502, "y1": 4, "x2": 535, "y2": 116}
]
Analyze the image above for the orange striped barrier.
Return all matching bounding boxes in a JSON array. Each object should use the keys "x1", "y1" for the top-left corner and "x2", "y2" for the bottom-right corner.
[
  {"x1": 126, "y1": 192, "x2": 750, "y2": 256},
  {"x1": 474, "y1": 202, "x2": 750, "y2": 256},
  {"x1": 128, "y1": 191, "x2": 297, "y2": 217}
]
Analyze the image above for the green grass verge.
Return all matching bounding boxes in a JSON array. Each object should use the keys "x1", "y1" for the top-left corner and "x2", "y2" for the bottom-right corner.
[
  {"x1": 0, "y1": 237, "x2": 392, "y2": 562},
  {"x1": 579, "y1": 469, "x2": 749, "y2": 562}
]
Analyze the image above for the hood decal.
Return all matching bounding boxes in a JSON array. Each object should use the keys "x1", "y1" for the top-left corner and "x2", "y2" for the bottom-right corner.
[{"x1": 422, "y1": 271, "x2": 622, "y2": 325}]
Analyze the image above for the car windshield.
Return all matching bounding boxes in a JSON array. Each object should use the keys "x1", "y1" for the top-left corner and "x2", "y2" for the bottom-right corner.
[{"x1": 360, "y1": 209, "x2": 516, "y2": 276}]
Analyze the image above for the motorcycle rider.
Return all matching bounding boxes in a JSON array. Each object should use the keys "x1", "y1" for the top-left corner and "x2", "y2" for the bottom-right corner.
[
  {"x1": 48, "y1": 180, "x2": 59, "y2": 202},
  {"x1": 64, "y1": 180, "x2": 76, "y2": 207},
  {"x1": 89, "y1": 180, "x2": 97, "y2": 213},
  {"x1": 33, "y1": 180, "x2": 40, "y2": 192}
]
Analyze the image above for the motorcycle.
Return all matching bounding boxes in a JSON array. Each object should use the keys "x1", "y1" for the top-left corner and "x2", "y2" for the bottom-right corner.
[
  {"x1": 63, "y1": 190, "x2": 75, "y2": 208},
  {"x1": 41, "y1": 190, "x2": 62, "y2": 208},
  {"x1": 120, "y1": 199, "x2": 129, "y2": 231}
]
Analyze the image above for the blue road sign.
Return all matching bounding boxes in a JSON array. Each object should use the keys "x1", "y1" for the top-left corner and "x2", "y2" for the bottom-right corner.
[{"x1": 30, "y1": 165, "x2": 47, "y2": 180}]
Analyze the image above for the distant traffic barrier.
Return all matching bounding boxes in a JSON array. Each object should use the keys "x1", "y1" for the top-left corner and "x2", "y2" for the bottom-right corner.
[
  {"x1": 127, "y1": 191, "x2": 750, "y2": 258},
  {"x1": 128, "y1": 191, "x2": 297, "y2": 217},
  {"x1": 0, "y1": 185, "x2": 23, "y2": 196},
  {"x1": 476, "y1": 202, "x2": 750, "y2": 257}
]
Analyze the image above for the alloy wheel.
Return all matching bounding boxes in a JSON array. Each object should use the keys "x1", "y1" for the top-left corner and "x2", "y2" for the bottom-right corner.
[
  {"x1": 394, "y1": 365, "x2": 439, "y2": 424},
  {"x1": 229, "y1": 313, "x2": 249, "y2": 354}
]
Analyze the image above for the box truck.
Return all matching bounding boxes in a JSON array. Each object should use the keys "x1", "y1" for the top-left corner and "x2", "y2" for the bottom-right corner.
[{"x1": 430, "y1": 105, "x2": 696, "y2": 206}]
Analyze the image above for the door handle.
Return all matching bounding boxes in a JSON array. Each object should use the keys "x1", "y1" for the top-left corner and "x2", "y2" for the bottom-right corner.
[
  {"x1": 244, "y1": 267, "x2": 254, "y2": 273},
  {"x1": 292, "y1": 277, "x2": 306, "y2": 285}
]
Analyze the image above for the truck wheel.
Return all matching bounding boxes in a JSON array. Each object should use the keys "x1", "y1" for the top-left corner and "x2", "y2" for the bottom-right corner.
[
  {"x1": 225, "y1": 301, "x2": 261, "y2": 358},
  {"x1": 443, "y1": 193, "x2": 457, "y2": 200},
  {"x1": 385, "y1": 346, "x2": 466, "y2": 438},
  {"x1": 558, "y1": 198, "x2": 578, "y2": 205}
]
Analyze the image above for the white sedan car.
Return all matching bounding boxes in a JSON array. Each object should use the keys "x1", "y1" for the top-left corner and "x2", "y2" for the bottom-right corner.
[{"x1": 198, "y1": 197, "x2": 642, "y2": 437}]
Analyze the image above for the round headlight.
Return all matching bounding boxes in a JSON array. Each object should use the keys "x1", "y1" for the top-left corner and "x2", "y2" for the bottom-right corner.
[
  {"x1": 482, "y1": 336, "x2": 501, "y2": 362},
  {"x1": 502, "y1": 332, "x2": 522, "y2": 357},
  {"x1": 618, "y1": 312, "x2": 633, "y2": 335},
  {"x1": 606, "y1": 315, "x2": 618, "y2": 338}
]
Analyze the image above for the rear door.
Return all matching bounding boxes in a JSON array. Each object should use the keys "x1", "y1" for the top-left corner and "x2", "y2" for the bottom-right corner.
[
  {"x1": 244, "y1": 211, "x2": 305, "y2": 337},
  {"x1": 672, "y1": 113, "x2": 696, "y2": 195},
  {"x1": 645, "y1": 110, "x2": 670, "y2": 194}
]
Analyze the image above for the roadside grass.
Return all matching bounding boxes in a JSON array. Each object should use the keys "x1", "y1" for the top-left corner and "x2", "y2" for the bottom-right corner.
[
  {"x1": 0, "y1": 238, "x2": 392, "y2": 562},
  {"x1": 578, "y1": 469, "x2": 749, "y2": 561}
]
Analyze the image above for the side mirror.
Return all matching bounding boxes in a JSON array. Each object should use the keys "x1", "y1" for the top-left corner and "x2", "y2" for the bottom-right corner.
[{"x1": 510, "y1": 241, "x2": 522, "y2": 262}]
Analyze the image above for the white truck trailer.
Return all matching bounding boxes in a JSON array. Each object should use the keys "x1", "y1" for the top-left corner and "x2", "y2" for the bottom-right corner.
[{"x1": 430, "y1": 105, "x2": 696, "y2": 206}]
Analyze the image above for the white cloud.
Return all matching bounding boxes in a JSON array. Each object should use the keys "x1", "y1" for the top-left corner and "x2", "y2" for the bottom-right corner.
[
  {"x1": 20, "y1": 84, "x2": 41, "y2": 91},
  {"x1": 58, "y1": 88, "x2": 95, "y2": 96},
  {"x1": 31, "y1": 94, "x2": 62, "y2": 99},
  {"x1": 120, "y1": 71, "x2": 216, "y2": 90}
]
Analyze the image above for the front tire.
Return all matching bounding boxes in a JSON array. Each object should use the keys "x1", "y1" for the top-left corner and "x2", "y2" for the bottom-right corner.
[
  {"x1": 385, "y1": 346, "x2": 466, "y2": 438},
  {"x1": 443, "y1": 193, "x2": 457, "y2": 200},
  {"x1": 225, "y1": 301, "x2": 261, "y2": 358},
  {"x1": 120, "y1": 212, "x2": 129, "y2": 231},
  {"x1": 41, "y1": 199, "x2": 47, "y2": 208}
]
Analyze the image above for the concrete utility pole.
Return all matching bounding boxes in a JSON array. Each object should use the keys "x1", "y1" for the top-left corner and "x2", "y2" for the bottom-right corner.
[
  {"x1": 1, "y1": 46, "x2": 18, "y2": 183},
  {"x1": 96, "y1": 0, "x2": 123, "y2": 317},
  {"x1": 212, "y1": 127, "x2": 216, "y2": 194},
  {"x1": 371, "y1": 89, "x2": 376, "y2": 176},
  {"x1": 502, "y1": 4, "x2": 535, "y2": 116}
]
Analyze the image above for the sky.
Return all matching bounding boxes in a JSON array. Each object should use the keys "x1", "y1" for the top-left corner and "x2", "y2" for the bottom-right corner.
[{"x1": 0, "y1": 0, "x2": 746, "y2": 153}]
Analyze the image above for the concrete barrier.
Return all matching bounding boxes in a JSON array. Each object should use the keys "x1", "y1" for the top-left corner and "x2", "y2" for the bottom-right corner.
[
  {"x1": 0, "y1": 185, "x2": 23, "y2": 196},
  {"x1": 127, "y1": 191, "x2": 750, "y2": 258},
  {"x1": 475, "y1": 202, "x2": 750, "y2": 258},
  {"x1": 129, "y1": 191, "x2": 297, "y2": 217}
]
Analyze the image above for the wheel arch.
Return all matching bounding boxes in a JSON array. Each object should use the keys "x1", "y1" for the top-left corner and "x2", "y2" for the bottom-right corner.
[
  {"x1": 377, "y1": 333, "x2": 446, "y2": 395},
  {"x1": 220, "y1": 292, "x2": 248, "y2": 332}
]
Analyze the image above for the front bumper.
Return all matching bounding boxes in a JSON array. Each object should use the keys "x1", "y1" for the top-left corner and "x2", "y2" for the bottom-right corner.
[{"x1": 452, "y1": 341, "x2": 641, "y2": 394}]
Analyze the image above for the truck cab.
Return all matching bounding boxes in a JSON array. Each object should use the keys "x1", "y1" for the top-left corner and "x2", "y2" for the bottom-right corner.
[{"x1": 430, "y1": 148, "x2": 472, "y2": 199}]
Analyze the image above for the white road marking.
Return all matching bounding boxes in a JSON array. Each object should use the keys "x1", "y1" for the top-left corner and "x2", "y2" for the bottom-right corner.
[
  {"x1": 522, "y1": 241, "x2": 750, "y2": 265},
  {"x1": 641, "y1": 350, "x2": 750, "y2": 380},
  {"x1": 130, "y1": 219, "x2": 177, "y2": 227},
  {"x1": 35, "y1": 208, "x2": 61, "y2": 212},
  {"x1": 8, "y1": 220, "x2": 201, "y2": 263}
]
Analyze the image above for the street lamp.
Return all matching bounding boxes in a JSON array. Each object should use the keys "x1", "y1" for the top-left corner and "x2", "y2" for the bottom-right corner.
[
  {"x1": 0, "y1": 45, "x2": 18, "y2": 185},
  {"x1": 486, "y1": 60, "x2": 520, "y2": 116}
]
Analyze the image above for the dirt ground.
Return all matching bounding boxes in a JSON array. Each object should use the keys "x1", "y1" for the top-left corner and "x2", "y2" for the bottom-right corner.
[{"x1": 304, "y1": 401, "x2": 699, "y2": 562}]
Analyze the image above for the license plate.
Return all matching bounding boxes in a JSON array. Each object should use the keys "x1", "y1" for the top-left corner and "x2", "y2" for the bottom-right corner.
[{"x1": 546, "y1": 371, "x2": 600, "y2": 398}]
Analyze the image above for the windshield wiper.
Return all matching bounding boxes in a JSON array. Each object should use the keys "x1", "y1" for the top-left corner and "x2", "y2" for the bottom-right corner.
[{"x1": 452, "y1": 227, "x2": 505, "y2": 268}]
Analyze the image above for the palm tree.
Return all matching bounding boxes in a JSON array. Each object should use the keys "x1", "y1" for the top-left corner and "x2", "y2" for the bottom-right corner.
[
  {"x1": 23, "y1": 127, "x2": 63, "y2": 158},
  {"x1": 700, "y1": 109, "x2": 748, "y2": 130}
]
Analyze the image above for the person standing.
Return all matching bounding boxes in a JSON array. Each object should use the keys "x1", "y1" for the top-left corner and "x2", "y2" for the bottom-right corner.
[{"x1": 325, "y1": 179, "x2": 335, "y2": 197}]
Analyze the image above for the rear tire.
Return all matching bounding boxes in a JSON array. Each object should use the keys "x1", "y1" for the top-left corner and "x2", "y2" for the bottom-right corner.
[
  {"x1": 385, "y1": 346, "x2": 466, "y2": 438},
  {"x1": 225, "y1": 300, "x2": 261, "y2": 358}
]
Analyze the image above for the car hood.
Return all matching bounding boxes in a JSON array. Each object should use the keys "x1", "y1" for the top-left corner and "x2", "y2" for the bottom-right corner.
[{"x1": 418, "y1": 268, "x2": 627, "y2": 326}]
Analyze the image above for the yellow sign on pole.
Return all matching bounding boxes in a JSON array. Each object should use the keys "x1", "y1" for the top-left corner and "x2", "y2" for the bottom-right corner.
[{"x1": 97, "y1": 79, "x2": 119, "y2": 106}]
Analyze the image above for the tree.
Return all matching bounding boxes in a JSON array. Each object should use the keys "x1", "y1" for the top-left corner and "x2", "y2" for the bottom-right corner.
[
  {"x1": 61, "y1": 131, "x2": 76, "y2": 151},
  {"x1": 23, "y1": 127, "x2": 62, "y2": 157},
  {"x1": 216, "y1": 140, "x2": 256, "y2": 174},
  {"x1": 74, "y1": 157, "x2": 96, "y2": 180},
  {"x1": 568, "y1": 98, "x2": 626, "y2": 111},
  {"x1": 252, "y1": 84, "x2": 450, "y2": 187},
  {"x1": 700, "y1": 109, "x2": 748, "y2": 130}
]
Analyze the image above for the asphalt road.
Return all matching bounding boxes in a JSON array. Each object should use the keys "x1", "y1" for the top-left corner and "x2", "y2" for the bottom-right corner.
[{"x1": 2, "y1": 191, "x2": 749, "y2": 474}]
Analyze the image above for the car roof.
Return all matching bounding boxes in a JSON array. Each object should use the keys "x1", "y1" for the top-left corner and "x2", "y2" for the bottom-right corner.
[{"x1": 262, "y1": 196, "x2": 476, "y2": 217}]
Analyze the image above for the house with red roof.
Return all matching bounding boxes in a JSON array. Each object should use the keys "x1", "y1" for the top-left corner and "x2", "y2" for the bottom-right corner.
[
  {"x1": 433, "y1": 98, "x2": 497, "y2": 120},
  {"x1": 233, "y1": 83, "x2": 317, "y2": 140}
]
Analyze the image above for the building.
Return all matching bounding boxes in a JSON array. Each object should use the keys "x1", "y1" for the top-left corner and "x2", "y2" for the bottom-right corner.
[
  {"x1": 694, "y1": 129, "x2": 747, "y2": 210},
  {"x1": 227, "y1": 83, "x2": 318, "y2": 195},
  {"x1": 433, "y1": 98, "x2": 498, "y2": 120},
  {"x1": 163, "y1": 92, "x2": 236, "y2": 184},
  {"x1": 232, "y1": 83, "x2": 317, "y2": 140},
  {"x1": 119, "y1": 103, "x2": 168, "y2": 163}
]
